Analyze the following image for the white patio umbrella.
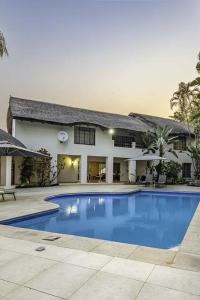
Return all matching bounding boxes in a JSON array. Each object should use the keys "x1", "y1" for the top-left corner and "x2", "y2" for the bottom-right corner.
[
  {"x1": 0, "y1": 141, "x2": 47, "y2": 157},
  {"x1": 127, "y1": 154, "x2": 166, "y2": 161},
  {"x1": 127, "y1": 154, "x2": 167, "y2": 186}
]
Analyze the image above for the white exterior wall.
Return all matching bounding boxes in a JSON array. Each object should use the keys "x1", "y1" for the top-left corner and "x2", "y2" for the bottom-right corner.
[
  {"x1": 136, "y1": 161, "x2": 147, "y2": 177},
  {"x1": 58, "y1": 155, "x2": 80, "y2": 183},
  {"x1": 13, "y1": 119, "x2": 195, "y2": 184},
  {"x1": 114, "y1": 158, "x2": 129, "y2": 182},
  {"x1": 14, "y1": 120, "x2": 143, "y2": 184},
  {"x1": 0, "y1": 156, "x2": 12, "y2": 188},
  {"x1": 165, "y1": 142, "x2": 195, "y2": 178}
]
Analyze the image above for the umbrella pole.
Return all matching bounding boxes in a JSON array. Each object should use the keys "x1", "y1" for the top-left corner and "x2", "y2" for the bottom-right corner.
[{"x1": 153, "y1": 161, "x2": 155, "y2": 188}]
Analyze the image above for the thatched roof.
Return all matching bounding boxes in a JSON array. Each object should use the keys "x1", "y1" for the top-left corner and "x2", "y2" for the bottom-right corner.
[
  {"x1": 129, "y1": 113, "x2": 193, "y2": 135},
  {"x1": 0, "y1": 129, "x2": 26, "y2": 147},
  {"x1": 8, "y1": 97, "x2": 192, "y2": 136},
  {"x1": 8, "y1": 97, "x2": 150, "y2": 132}
]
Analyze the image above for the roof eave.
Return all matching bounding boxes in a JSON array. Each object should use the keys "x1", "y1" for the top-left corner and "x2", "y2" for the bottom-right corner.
[{"x1": 12, "y1": 116, "x2": 148, "y2": 133}]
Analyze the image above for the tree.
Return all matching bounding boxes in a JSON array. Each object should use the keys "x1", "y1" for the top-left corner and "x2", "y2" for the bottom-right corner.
[
  {"x1": 189, "y1": 52, "x2": 200, "y2": 104},
  {"x1": 34, "y1": 148, "x2": 51, "y2": 186},
  {"x1": 186, "y1": 145, "x2": 200, "y2": 179},
  {"x1": 33, "y1": 148, "x2": 65, "y2": 186},
  {"x1": 142, "y1": 132, "x2": 156, "y2": 174},
  {"x1": 142, "y1": 132, "x2": 155, "y2": 154},
  {"x1": 170, "y1": 82, "x2": 199, "y2": 137},
  {"x1": 170, "y1": 52, "x2": 200, "y2": 143},
  {"x1": 20, "y1": 157, "x2": 34, "y2": 185},
  {"x1": 152, "y1": 126, "x2": 178, "y2": 177},
  {"x1": 169, "y1": 51, "x2": 200, "y2": 179},
  {"x1": 196, "y1": 51, "x2": 200, "y2": 73},
  {"x1": 185, "y1": 53, "x2": 200, "y2": 141},
  {"x1": 143, "y1": 126, "x2": 178, "y2": 178},
  {"x1": 189, "y1": 102, "x2": 200, "y2": 144},
  {"x1": 0, "y1": 31, "x2": 8, "y2": 57},
  {"x1": 164, "y1": 161, "x2": 182, "y2": 183}
]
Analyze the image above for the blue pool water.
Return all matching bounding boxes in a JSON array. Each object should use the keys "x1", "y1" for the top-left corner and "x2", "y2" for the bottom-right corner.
[{"x1": 4, "y1": 191, "x2": 200, "y2": 249}]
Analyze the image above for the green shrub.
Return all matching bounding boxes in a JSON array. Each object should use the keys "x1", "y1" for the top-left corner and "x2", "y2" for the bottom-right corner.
[{"x1": 164, "y1": 161, "x2": 182, "y2": 183}]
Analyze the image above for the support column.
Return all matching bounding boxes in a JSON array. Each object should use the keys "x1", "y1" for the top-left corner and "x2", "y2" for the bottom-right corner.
[
  {"x1": 51, "y1": 155, "x2": 58, "y2": 185},
  {"x1": 1, "y1": 156, "x2": 12, "y2": 189},
  {"x1": 106, "y1": 156, "x2": 113, "y2": 184},
  {"x1": 80, "y1": 154, "x2": 87, "y2": 184},
  {"x1": 128, "y1": 160, "x2": 136, "y2": 183}
]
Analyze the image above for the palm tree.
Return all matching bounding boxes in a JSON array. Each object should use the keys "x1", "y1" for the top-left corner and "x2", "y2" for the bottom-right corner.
[
  {"x1": 142, "y1": 132, "x2": 155, "y2": 154},
  {"x1": 150, "y1": 126, "x2": 177, "y2": 156},
  {"x1": 142, "y1": 132, "x2": 155, "y2": 173},
  {"x1": 143, "y1": 126, "x2": 178, "y2": 179},
  {"x1": 0, "y1": 31, "x2": 8, "y2": 57},
  {"x1": 187, "y1": 53, "x2": 200, "y2": 139},
  {"x1": 190, "y1": 51, "x2": 200, "y2": 93},
  {"x1": 186, "y1": 145, "x2": 200, "y2": 179},
  {"x1": 196, "y1": 51, "x2": 200, "y2": 73}
]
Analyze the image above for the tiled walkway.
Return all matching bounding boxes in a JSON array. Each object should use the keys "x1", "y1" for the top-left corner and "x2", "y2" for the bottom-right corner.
[
  {"x1": 0, "y1": 184, "x2": 199, "y2": 299},
  {"x1": 0, "y1": 235, "x2": 199, "y2": 300}
]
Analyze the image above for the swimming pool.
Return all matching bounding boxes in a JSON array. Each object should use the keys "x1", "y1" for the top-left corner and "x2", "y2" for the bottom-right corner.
[{"x1": 3, "y1": 191, "x2": 200, "y2": 249}]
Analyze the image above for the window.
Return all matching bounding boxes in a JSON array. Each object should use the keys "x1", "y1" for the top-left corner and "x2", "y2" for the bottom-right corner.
[
  {"x1": 135, "y1": 142, "x2": 144, "y2": 149},
  {"x1": 182, "y1": 163, "x2": 191, "y2": 178},
  {"x1": 173, "y1": 137, "x2": 187, "y2": 150},
  {"x1": 135, "y1": 134, "x2": 145, "y2": 148},
  {"x1": 113, "y1": 135, "x2": 134, "y2": 148},
  {"x1": 74, "y1": 126, "x2": 95, "y2": 145}
]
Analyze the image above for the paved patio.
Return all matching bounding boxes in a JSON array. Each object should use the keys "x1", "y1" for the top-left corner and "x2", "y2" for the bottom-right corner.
[{"x1": 0, "y1": 184, "x2": 200, "y2": 299}]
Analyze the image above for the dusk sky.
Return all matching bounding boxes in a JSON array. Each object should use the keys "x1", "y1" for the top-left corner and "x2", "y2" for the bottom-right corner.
[{"x1": 0, "y1": 0, "x2": 200, "y2": 129}]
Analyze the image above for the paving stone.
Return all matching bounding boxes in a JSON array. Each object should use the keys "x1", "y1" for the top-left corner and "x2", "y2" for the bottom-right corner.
[
  {"x1": 0, "y1": 279, "x2": 18, "y2": 298},
  {"x1": 69, "y1": 271, "x2": 143, "y2": 300},
  {"x1": 92, "y1": 241, "x2": 136, "y2": 258},
  {"x1": 29, "y1": 244, "x2": 75, "y2": 261},
  {"x1": 102, "y1": 257, "x2": 154, "y2": 281},
  {"x1": 0, "y1": 235, "x2": 44, "y2": 254},
  {"x1": 0, "y1": 225, "x2": 22, "y2": 238},
  {"x1": 129, "y1": 246, "x2": 176, "y2": 265},
  {"x1": 63, "y1": 249, "x2": 112, "y2": 270},
  {"x1": 60, "y1": 236, "x2": 103, "y2": 251},
  {"x1": 186, "y1": 225, "x2": 200, "y2": 234},
  {"x1": 137, "y1": 283, "x2": 200, "y2": 300},
  {"x1": 147, "y1": 265, "x2": 200, "y2": 295},
  {"x1": 3, "y1": 286, "x2": 61, "y2": 300},
  {"x1": 26, "y1": 261, "x2": 96, "y2": 299},
  {"x1": 172, "y1": 252, "x2": 200, "y2": 272},
  {"x1": 12, "y1": 229, "x2": 50, "y2": 242},
  {"x1": 38, "y1": 234, "x2": 74, "y2": 246},
  {"x1": 184, "y1": 229, "x2": 200, "y2": 241},
  {"x1": 0, "y1": 254, "x2": 55, "y2": 284},
  {"x1": 181, "y1": 239, "x2": 200, "y2": 255},
  {"x1": 0, "y1": 249, "x2": 22, "y2": 267},
  {"x1": 190, "y1": 215, "x2": 200, "y2": 226}
]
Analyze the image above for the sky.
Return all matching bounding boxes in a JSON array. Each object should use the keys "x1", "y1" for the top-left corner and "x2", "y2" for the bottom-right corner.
[{"x1": 0, "y1": 0, "x2": 200, "y2": 129}]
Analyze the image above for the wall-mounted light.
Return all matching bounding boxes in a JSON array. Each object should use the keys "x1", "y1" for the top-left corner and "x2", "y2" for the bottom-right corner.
[{"x1": 108, "y1": 128, "x2": 114, "y2": 135}]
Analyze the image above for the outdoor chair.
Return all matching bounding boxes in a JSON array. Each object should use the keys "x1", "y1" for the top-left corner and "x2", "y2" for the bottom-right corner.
[
  {"x1": 0, "y1": 188, "x2": 16, "y2": 201},
  {"x1": 143, "y1": 174, "x2": 154, "y2": 186},
  {"x1": 136, "y1": 176, "x2": 142, "y2": 184},
  {"x1": 188, "y1": 179, "x2": 200, "y2": 187},
  {"x1": 155, "y1": 175, "x2": 167, "y2": 187}
]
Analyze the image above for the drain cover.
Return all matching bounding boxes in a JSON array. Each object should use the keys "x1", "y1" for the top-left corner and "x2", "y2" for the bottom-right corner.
[
  {"x1": 42, "y1": 236, "x2": 61, "y2": 241},
  {"x1": 35, "y1": 246, "x2": 46, "y2": 252}
]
